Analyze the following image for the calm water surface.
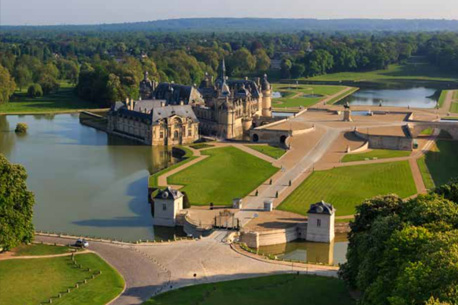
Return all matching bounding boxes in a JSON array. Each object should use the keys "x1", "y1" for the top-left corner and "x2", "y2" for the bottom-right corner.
[
  {"x1": 255, "y1": 234, "x2": 348, "y2": 266},
  {"x1": 0, "y1": 114, "x2": 179, "y2": 241},
  {"x1": 340, "y1": 86, "x2": 438, "y2": 108}
]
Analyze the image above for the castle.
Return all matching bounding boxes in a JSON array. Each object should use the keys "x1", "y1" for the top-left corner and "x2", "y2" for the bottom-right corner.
[{"x1": 107, "y1": 60, "x2": 273, "y2": 146}]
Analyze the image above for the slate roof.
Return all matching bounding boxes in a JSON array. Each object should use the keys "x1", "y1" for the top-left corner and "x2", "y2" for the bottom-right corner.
[
  {"x1": 151, "y1": 104, "x2": 198, "y2": 123},
  {"x1": 154, "y1": 187, "x2": 183, "y2": 200},
  {"x1": 307, "y1": 200, "x2": 335, "y2": 215},
  {"x1": 152, "y1": 83, "x2": 202, "y2": 104}
]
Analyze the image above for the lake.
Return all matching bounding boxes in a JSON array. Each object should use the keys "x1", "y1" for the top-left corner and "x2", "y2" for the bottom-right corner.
[
  {"x1": 0, "y1": 114, "x2": 180, "y2": 241},
  {"x1": 254, "y1": 234, "x2": 348, "y2": 266},
  {"x1": 339, "y1": 86, "x2": 439, "y2": 108}
]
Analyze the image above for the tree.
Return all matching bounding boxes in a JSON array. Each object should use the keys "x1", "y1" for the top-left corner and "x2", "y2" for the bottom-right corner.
[
  {"x1": 38, "y1": 74, "x2": 60, "y2": 95},
  {"x1": 27, "y1": 84, "x2": 43, "y2": 98},
  {"x1": 0, "y1": 154, "x2": 35, "y2": 250},
  {"x1": 280, "y1": 59, "x2": 292, "y2": 78},
  {"x1": 0, "y1": 65, "x2": 16, "y2": 104},
  {"x1": 254, "y1": 49, "x2": 271, "y2": 72},
  {"x1": 13, "y1": 66, "x2": 32, "y2": 91},
  {"x1": 228, "y1": 48, "x2": 256, "y2": 75}
]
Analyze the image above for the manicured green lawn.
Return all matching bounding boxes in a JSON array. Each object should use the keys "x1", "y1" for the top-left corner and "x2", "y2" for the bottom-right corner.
[
  {"x1": 0, "y1": 253, "x2": 124, "y2": 305},
  {"x1": 420, "y1": 128, "x2": 434, "y2": 135},
  {"x1": 168, "y1": 146, "x2": 278, "y2": 205},
  {"x1": 438, "y1": 90, "x2": 450, "y2": 108},
  {"x1": 13, "y1": 243, "x2": 75, "y2": 256},
  {"x1": 305, "y1": 57, "x2": 458, "y2": 83},
  {"x1": 417, "y1": 156, "x2": 435, "y2": 190},
  {"x1": 246, "y1": 144, "x2": 286, "y2": 159},
  {"x1": 0, "y1": 82, "x2": 98, "y2": 113},
  {"x1": 279, "y1": 161, "x2": 417, "y2": 216},
  {"x1": 341, "y1": 149, "x2": 411, "y2": 163},
  {"x1": 143, "y1": 274, "x2": 354, "y2": 305},
  {"x1": 271, "y1": 83, "x2": 348, "y2": 108},
  {"x1": 447, "y1": 90, "x2": 458, "y2": 113},
  {"x1": 189, "y1": 143, "x2": 214, "y2": 149},
  {"x1": 149, "y1": 146, "x2": 197, "y2": 188},
  {"x1": 423, "y1": 141, "x2": 458, "y2": 187}
]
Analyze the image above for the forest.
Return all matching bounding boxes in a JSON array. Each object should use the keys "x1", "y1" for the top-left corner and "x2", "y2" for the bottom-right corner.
[{"x1": 1, "y1": 30, "x2": 458, "y2": 106}]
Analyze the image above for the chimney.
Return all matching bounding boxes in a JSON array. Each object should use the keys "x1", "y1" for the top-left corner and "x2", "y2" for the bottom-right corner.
[
  {"x1": 180, "y1": 101, "x2": 184, "y2": 106},
  {"x1": 131, "y1": 99, "x2": 135, "y2": 111},
  {"x1": 125, "y1": 97, "x2": 129, "y2": 107},
  {"x1": 161, "y1": 101, "x2": 165, "y2": 107}
]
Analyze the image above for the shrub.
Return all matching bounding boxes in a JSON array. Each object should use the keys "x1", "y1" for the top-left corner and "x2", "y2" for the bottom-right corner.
[
  {"x1": 27, "y1": 84, "x2": 43, "y2": 98},
  {"x1": 15, "y1": 123, "x2": 28, "y2": 133}
]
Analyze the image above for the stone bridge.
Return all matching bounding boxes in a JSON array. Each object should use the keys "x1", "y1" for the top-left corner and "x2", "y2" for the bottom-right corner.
[{"x1": 408, "y1": 121, "x2": 458, "y2": 139}]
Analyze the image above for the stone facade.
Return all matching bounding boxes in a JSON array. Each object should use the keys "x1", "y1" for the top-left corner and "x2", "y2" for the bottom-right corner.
[
  {"x1": 107, "y1": 99, "x2": 199, "y2": 146},
  {"x1": 152, "y1": 187, "x2": 184, "y2": 227},
  {"x1": 306, "y1": 201, "x2": 335, "y2": 243}
]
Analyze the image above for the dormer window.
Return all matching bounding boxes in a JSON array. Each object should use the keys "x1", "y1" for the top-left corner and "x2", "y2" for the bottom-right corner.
[{"x1": 317, "y1": 219, "x2": 321, "y2": 227}]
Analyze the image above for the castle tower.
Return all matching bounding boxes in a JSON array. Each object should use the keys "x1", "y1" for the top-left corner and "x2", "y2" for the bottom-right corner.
[
  {"x1": 306, "y1": 200, "x2": 335, "y2": 243},
  {"x1": 261, "y1": 74, "x2": 272, "y2": 117}
]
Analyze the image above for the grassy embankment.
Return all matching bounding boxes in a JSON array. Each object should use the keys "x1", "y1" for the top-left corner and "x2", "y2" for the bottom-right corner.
[
  {"x1": 168, "y1": 146, "x2": 278, "y2": 206},
  {"x1": 0, "y1": 82, "x2": 99, "y2": 114},
  {"x1": 306, "y1": 57, "x2": 458, "y2": 83},
  {"x1": 448, "y1": 90, "x2": 458, "y2": 113},
  {"x1": 143, "y1": 274, "x2": 354, "y2": 305},
  {"x1": 341, "y1": 149, "x2": 411, "y2": 163},
  {"x1": 246, "y1": 144, "x2": 286, "y2": 159},
  {"x1": 279, "y1": 161, "x2": 417, "y2": 216},
  {"x1": 271, "y1": 83, "x2": 350, "y2": 108},
  {"x1": 420, "y1": 141, "x2": 458, "y2": 188},
  {"x1": 0, "y1": 248, "x2": 124, "y2": 305},
  {"x1": 148, "y1": 146, "x2": 196, "y2": 188},
  {"x1": 12, "y1": 243, "x2": 76, "y2": 256}
]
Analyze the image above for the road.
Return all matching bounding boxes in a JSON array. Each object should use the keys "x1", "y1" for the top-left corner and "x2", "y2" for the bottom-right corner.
[{"x1": 36, "y1": 233, "x2": 337, "y2": 305}]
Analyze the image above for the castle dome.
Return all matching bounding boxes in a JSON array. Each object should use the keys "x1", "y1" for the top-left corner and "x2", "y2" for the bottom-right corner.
[{"x1": 261, "y1": 74, "x2": 271, "y2": 91}]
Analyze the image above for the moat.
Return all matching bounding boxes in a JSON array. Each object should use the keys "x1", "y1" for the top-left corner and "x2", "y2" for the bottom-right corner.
[{"x1": 0, "y1": 114, "x2": 181, "y2": 241}]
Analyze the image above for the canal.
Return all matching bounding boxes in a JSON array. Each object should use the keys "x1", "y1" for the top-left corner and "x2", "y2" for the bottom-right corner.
[{"x1": 0, "y1": 114, "x2": 180, "y2": 241}]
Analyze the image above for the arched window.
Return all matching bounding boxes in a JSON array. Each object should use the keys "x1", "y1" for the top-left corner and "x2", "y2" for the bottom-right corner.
[{"x1": 174, "y1": 130, "x2": 179, "y2": 139}]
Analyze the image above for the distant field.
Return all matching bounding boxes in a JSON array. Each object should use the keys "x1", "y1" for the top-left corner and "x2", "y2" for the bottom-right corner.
[
  {"x1": 279, "y1": 161, "x2": 417, "y2": 216},
  {"x1": 168, "y1": 146, "x2": 278, "y2": 205},
  {"x1": 341, "y1": 149, "x2": 411, "y2": 163},
  {"x1": 143, "y1": 274, "x2": 354, "y2": 305},
  {"x1": 271, "y1": 83, "x2": 348, "y2": 108},
  {"x1": 423, "y1": 141, "x2": 458, "y2": 187},
  {"x1": 0, "y1": 82, "x2": 98, "y2": 113},
  {"x1": 305, "y1": 57, "x2": 458, "y2": 83},
  {"x1": 0, "y1": 253, "x2": 124, "y2": 305},
  {"x1": 246, "y1": 144, "x2": 286, "y2": 159}
]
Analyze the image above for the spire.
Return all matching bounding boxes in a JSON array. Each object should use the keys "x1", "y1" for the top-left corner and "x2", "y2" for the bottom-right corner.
[{"x1": 218, "y1": 58, "x2": 226, "y2": 81}]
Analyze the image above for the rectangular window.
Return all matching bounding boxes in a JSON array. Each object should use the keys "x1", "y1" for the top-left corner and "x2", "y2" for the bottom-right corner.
[
  {"x1": 162, "y1": 204, "x2": 167, "y2": 211},
  {"x1": 188, "y1": 128, "x2": 192, "y2": 136},
  {"x1": 160, "y1": 132, "x2": 164, "y2": 139},
  {"x1": 317, "y1": 219, "x2": 321, "y2": 227}
]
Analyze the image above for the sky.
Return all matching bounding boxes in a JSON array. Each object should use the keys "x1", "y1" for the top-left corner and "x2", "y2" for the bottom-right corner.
[{"x1": 1, "y1": 0, "x2": 457, "y2": 26}]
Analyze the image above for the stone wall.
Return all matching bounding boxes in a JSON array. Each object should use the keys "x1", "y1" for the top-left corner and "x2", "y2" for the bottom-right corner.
[
  {"x1": 354, "y1": 130, "x2": 413, "y2": 151},
  {"x1": 240, "y1": 223, "x2": 308, "y2": 248}
]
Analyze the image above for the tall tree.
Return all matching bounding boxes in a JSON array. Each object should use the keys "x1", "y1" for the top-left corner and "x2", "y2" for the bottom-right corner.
[
  {"x1": 0, "y1": 155, "x2": 35, "y2": 250},
  {"x1": 0, "y1": 65, "x2": 16, "y2": 104}
]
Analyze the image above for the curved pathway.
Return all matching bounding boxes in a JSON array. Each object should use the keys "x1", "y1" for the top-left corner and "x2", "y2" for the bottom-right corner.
[{"x1": 35, "y1": 233, "x2": 338, "y2": 305}]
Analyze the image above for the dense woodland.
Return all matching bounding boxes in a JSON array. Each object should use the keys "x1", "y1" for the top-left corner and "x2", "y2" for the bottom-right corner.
[
  {"x1": 340, "y1": 180, "x2": 458, "y2": 305},
  {"x1": 1, "y1": 30, "x2": 458, "y2": 106}
]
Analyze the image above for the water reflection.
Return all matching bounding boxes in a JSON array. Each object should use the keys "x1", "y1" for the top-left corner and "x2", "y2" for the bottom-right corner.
[
  {"x1": 339, "y1": 87, "x2": 438, "y2": 108},
  {"x1": 0, "y1": 114, "x2": 178, "y2": 241},
  {"x1": 255, "y1": 234, "x2": 348, "y2": 266}
]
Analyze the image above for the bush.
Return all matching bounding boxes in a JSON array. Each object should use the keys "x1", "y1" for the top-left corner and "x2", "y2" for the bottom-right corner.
[
  {"x1": 15, "y1": 123, "x2": 28, "y2": 133},
  {"x1": 27, "y1": 84, "x2": 43, "y2": 98}
]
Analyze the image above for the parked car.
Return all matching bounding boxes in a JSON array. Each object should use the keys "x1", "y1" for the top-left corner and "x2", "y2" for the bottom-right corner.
[{"x1": 75, "y1": 238, "x2": 89, "y2": 248}]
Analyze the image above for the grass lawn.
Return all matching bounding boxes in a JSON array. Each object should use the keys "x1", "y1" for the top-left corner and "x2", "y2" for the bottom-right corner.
[
  {"x1": 149, "y1": 146, "x2": 197, "y2": 188},
  {"x1": 341, "y1": 149, "x2": 411, "y2": 163},
  {"x1": 168, "y1": 146, "x2": 278, "y2": 205},
  {"x1": 12, "y1": 243, "x2": 75, "y2": 256},
  {"x1": 0, "y1": 253, "x2": 124, "y2": 305},
  {"x1": 271, "y1": 83, "x2": 348, "y2": 108},
  {"x1": 417, "y1": 156, "x2": 435, "y2": 190},
  {"x1": 143, "y1": 274, "x2": 354, "y2": 305},
  {"x1": 246, "y1": 144, "x2": 286, "y2": 159},
  {"x1": 189, "y1": 143, "x2": 214, "y2": 149},
  {"x1": 279, "y1": 161, "x2": 417, "y2": 216},
  {"x1": 0, "y1": 82, "x2": 99, "y2": 114},
  {"x1": 447, "y1": 90, "x2": 458, "y2": 113},
  {"x1": 305, "y1": 57, "x2": 458, "y2": 83},
  {"x1": 420, "y1": 128, "x2": 434, "y2": 136},
  {"x1": 423, "y1": 141, "x2": 458, "y2": 187}
]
